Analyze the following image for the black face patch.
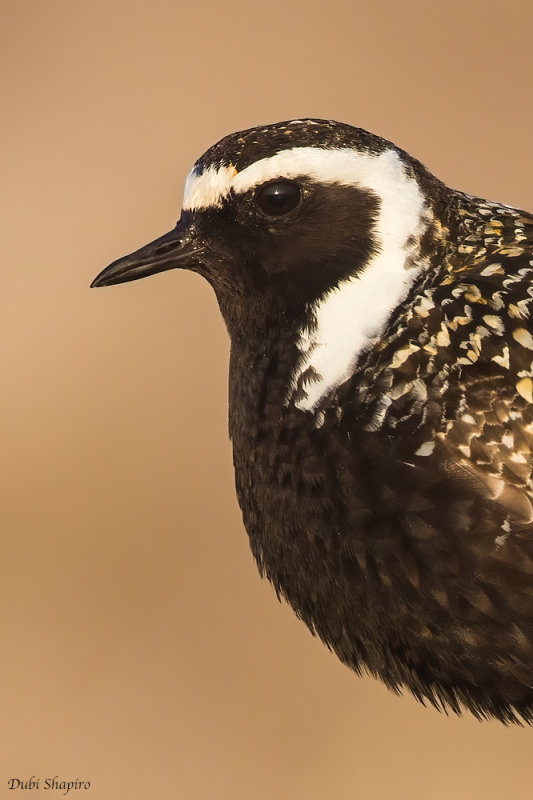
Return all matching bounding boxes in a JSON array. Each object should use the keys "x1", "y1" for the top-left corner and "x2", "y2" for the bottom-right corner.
[{"x1": 194, "y1": 178, "x2": 380, "y2": 318}]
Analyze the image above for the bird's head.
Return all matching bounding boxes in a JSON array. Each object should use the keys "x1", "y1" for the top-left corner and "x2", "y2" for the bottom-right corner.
[
  {"x1": 93, "y1": 120, "x2": 443, "y2": 306},
  {"x1": 92, "y1": 119, "x2": 447, "y2": 404}
]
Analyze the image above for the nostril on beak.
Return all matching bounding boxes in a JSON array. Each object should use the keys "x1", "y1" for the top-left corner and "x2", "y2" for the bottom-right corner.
[{"x1": 155, "y1": 241, "x2": 180, "y2": 256}]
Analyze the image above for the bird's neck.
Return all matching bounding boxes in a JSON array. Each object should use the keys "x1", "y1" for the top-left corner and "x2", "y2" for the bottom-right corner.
[
  {"x1": 226, "y1": 319, "x2": 301, "y2": 432},
  {"x1": 217, "y1": 287, "x2": 312, "y2": 424}
]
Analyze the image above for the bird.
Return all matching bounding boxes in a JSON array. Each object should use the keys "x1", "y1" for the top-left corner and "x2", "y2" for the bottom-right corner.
[{"x1": 92, "y1": 118, "x2": 533, "y2": 723}]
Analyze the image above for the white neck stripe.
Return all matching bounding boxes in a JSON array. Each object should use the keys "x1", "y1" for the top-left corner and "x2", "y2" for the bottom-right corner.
[{"x1": 283, "y1": 151, "x2": 429, "y2": 411}]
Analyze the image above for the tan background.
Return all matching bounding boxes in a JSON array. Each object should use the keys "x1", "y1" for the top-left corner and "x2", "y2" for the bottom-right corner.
[{"x1": 3, "y1": 1, "x2": 533, "y2": 798}]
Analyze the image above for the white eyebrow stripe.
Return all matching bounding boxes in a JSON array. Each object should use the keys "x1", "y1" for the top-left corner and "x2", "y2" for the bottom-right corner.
[
  {"x1": 183, "y1": 164, "x2": 237, "y2": 211},
  {"x1": 233, "y1": 147, "x2": 396, "y2": 195},
  {"x1": 182, "y1": 146, "x2": 416, "y2": 212}
]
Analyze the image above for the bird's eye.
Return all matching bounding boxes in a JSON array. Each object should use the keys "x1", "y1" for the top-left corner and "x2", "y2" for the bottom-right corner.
[{"x1": 254, "y1": 181, "x2": 301, "y2": 217}]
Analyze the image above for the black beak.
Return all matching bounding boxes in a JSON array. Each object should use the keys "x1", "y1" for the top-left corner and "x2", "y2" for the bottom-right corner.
[{"x1": 91, "y1": 219, "x2": 204, "y2": 288}]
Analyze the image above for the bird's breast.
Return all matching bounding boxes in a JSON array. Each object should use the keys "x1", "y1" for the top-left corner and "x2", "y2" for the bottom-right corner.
[{"x1": 226, "y1": 340, "x2": 446, "y2": 632}]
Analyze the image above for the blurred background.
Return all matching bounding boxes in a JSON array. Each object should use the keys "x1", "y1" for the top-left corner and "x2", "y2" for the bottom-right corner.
[{"x1": 3, "y1": 1, "x2": 533, "y2": 798}]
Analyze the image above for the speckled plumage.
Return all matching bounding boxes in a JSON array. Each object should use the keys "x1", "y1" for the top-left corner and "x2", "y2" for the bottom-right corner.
[{"x1": 93, "y1": 120, "x2": 533, "y2": 723}]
